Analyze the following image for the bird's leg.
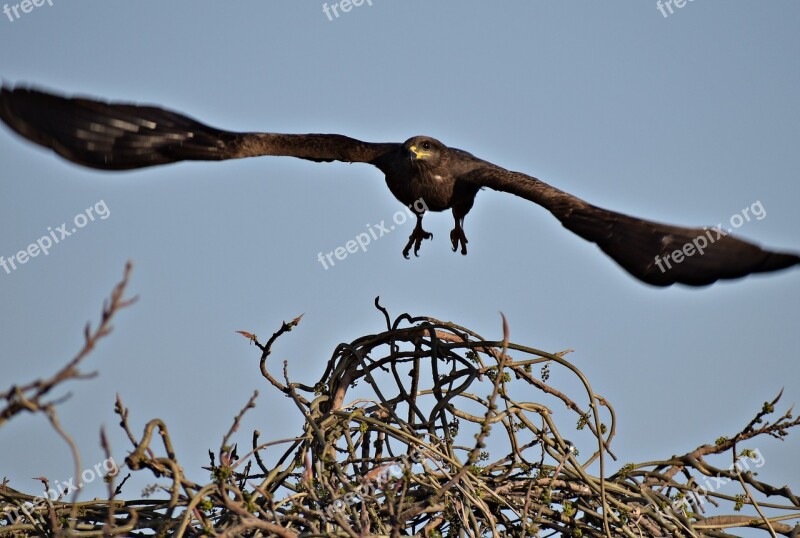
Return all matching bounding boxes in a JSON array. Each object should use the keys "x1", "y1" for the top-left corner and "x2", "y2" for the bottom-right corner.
[
  {"x1": 403, "y1": 214, "x2": 433, "y2": 258},
  {"x1": 450, "y1": 212, "x2": 468, "y2": 255}
]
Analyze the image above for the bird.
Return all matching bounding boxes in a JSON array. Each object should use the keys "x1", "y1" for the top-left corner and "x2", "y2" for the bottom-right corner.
[{"x1": 1, "y1": 84, "x2": 798, "y2": 287}]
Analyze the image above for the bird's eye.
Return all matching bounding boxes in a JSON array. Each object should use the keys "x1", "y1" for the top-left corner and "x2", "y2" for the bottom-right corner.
[{"x1": 421, "y1": 141, "x2": 431, "y2": 150}]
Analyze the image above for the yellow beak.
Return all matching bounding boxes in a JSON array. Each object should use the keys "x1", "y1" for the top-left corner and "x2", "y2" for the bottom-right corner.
[{"x1": 409, "y1": 145, "x2": 432, "y2": 160}]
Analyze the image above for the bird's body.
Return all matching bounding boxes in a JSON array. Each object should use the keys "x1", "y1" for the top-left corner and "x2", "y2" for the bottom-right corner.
[
  {"x1": 383, "y1": 142, "x2": 455, "y2": 212},
  {"x1": 381, "y1": 141, "x2": 479, "y2": 213},
  {"x1": 1, "y1": 84, "x2": 798, "y2": 287}
]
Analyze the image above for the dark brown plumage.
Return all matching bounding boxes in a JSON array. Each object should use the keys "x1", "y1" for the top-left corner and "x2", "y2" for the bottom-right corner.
[{"x1": 1, "y1": 85, "x2": 798, "y2": 287}]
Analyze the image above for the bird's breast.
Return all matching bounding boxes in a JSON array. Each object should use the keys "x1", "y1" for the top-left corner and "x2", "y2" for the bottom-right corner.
[{"x1": 384, "y1": 169, "x2": 456, "y2": 212}]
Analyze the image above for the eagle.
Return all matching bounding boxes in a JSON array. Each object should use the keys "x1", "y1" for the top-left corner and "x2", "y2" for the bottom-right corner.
[{"x1": 1, "y1": 85, "x2": 798, "y2": 287}]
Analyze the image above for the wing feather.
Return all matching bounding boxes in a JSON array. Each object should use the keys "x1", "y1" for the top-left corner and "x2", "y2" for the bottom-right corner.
[
  {"x1": 0, "y1": 86, "x2": 398, "y2": 170},
  {"x1": 465, "y1": 166, "x2": 800, "y2": 286}
]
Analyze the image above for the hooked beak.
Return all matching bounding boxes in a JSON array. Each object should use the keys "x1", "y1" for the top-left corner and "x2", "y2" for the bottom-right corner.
[{"x1": 409, "y1": 145, "x2": 432, "y2": 161}]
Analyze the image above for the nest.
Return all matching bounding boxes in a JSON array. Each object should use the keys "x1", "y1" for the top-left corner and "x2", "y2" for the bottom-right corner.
[{"x1": 2, "y1": 266, "x2": 799, "y2": 537}]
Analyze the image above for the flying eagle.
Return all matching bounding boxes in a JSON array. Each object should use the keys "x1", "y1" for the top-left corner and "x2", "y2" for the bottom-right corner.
[{"x1": 1, "y1": 85, "x2": 798, "y2": 287}]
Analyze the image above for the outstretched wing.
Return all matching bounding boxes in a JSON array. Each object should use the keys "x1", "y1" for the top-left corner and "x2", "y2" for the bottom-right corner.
[
  {"x1": 464, "y1": 166, "x2": 800, "y2": 286},
  {"x1": 0, "y1": 86, "x2": 399, "y2": 170}
]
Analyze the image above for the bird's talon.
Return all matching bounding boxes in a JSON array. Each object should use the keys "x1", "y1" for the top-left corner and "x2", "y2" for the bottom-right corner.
[
  {"x1": 403, "y1": 223, "x2": 433, "y2": 257},
  {"x1": 450, "y1": 228, "x2": 468, "y2": 255},
  {"x1": 418, "y1": 239, "x2": 429, "y2": 254}
]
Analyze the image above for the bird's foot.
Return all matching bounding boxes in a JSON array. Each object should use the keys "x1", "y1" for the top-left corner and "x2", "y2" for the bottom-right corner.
[
  {"x1": 450, "y1": 227, "x2": 468, "y2": 255},
  {"x1": 403, "y1": 227, "x2": 433, "y2": 258}
]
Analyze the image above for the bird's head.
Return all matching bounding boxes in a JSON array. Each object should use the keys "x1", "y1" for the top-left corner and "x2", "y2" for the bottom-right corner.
[{"x1": 404, "y1": 136, "x2": 446, "y2": 166}]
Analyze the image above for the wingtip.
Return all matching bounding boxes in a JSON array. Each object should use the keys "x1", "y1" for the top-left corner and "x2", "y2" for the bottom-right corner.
[{"x1": 756, "y1": 251, "x2": 800, "y2": 274}]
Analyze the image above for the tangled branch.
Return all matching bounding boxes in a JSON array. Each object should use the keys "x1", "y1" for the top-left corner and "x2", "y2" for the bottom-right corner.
[{"x1": 1, "y1": 279, "x2": 799, "y2": 537}]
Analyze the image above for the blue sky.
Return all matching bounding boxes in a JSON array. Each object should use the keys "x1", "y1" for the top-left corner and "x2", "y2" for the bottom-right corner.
[{"x1": 1, "y1": 1, "x2": 798, "y2": 519}]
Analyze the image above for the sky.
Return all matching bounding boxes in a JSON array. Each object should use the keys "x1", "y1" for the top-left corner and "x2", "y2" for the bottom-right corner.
[{"x1": 1, "y1": 0, "x2": 798, "y2": 526}]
